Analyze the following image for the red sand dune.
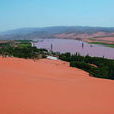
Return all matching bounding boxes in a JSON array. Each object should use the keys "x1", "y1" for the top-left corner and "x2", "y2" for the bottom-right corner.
[{"x1": 0, "y1": 57, "x2": 114, "y2": 114}]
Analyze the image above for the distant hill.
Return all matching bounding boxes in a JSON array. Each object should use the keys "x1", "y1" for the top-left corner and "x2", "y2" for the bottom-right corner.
[{"x1": 1, "y1": 26, "x2": 114, "y2": 40}]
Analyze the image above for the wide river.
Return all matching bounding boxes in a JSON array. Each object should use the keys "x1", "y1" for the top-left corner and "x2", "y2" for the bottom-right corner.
[{"x1": 34, "y1": 39, "x2": 114, "y2": 59}]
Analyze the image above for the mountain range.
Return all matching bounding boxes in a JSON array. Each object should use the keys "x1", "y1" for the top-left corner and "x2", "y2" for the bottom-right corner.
[{"x1": 0, "y1": 26, "x2": 114, "y2": 41}]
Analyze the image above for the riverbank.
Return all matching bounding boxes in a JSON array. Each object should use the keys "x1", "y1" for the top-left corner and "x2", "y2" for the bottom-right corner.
[
  {"x1": 0, "y1": 57, "x2": 114, "y2": 114},
  {"x1": 34, "y1": 38, "x2": 114, "y2": 59}
]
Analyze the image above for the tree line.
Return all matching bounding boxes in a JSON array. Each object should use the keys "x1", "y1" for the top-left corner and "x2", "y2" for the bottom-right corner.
[{"x1": 59, "y1": 53, "x2": 114, "y2": 80}]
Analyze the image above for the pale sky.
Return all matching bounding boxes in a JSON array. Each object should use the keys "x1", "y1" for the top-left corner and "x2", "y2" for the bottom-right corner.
[{"x1": 0, "y1": 0, "x2": 114, "y2": 32}]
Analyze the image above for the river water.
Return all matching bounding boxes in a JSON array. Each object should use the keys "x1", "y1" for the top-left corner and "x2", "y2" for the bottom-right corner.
[{"x1": 34, "y1": 39, "x2": 114, "y2": 59}]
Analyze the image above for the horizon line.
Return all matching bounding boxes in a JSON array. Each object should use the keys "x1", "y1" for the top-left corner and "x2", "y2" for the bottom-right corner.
[{"x1": 1, "y1": 25, "x2": 114, "y2": 33}]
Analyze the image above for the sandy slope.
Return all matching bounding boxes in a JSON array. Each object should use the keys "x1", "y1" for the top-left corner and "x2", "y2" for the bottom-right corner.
[{"x1": 0, "y1": 57, "x2": 114, "y2": 114}]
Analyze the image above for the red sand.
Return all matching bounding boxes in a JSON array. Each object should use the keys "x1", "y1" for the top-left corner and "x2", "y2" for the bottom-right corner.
[{"x1": 0, "y1": 57, "x2": 114, "y2": 114}]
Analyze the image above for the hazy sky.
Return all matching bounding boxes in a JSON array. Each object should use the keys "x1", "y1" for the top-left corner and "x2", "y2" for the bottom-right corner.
[{"x1": 0, "y1": 0, "x2": 114, "y2": 32}]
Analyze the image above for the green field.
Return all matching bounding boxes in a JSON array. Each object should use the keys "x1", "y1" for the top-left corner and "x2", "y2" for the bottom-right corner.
[
  {"x1": 89, "y1": 42, "x2": 114, "y2": 48},
  {"x1": 0, "y1": 40, "x2": 32, "y2": 48},
  {"x1": 17, "y1": 43, "x2": 32, "y2": 48}
]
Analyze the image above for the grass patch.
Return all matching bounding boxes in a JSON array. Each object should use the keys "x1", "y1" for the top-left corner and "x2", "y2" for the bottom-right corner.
[{"x1": 17, "y1": 43, "x2": 32, "y2": 48}]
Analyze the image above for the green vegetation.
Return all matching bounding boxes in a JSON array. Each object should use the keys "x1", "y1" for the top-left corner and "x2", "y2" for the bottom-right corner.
[
  {"x1": 59, "y1": 53, "x2": 114, "y2": 80},
  {"x1": 0, "y1": 46, "x2": 48, "y2": 59},
  {"x1": 0, "y1": 40, "x2": 32, "y2": 48},
  {"x1": 0, "y1": 43, "x2": 11, "y2": 48},
  {"x1": 0, "y1": 40, "x2": 48, "y2": 59},
  {"x1": 17, "y1": 43, "x2": 32, "y2": 48},
  {"x1": 89, "y1": 42, "x2": 114, "y2": 48},
  {"x1": 15, "y1": 40, "x2": 32, "y2": 48}
]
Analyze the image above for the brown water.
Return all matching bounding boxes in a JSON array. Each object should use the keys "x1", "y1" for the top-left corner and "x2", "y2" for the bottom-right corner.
[{"x1": 34, "y1": 39, "x2": 114, "y2": 59}]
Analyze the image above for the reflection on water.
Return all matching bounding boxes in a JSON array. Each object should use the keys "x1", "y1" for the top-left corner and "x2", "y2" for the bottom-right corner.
[{"x1": 34, "y1": 39, "x2": 114, "y2": 59}]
